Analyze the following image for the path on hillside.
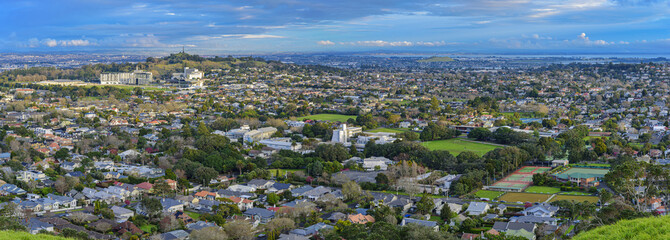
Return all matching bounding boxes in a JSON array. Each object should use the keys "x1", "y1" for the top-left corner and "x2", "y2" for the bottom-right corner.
[{"x1": 545, "y1": 194, "x2": 557, "y2": 203}]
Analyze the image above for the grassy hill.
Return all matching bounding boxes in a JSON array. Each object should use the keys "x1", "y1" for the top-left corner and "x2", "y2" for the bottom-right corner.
[
  {"x1": 417, "y1": 56, "x2": 455, "y2": 62},
  {"x1": 573, "y1": 216, "x2": 670, "y2": 240},
  {"x1": 0, "y1": 231, "x2": 71, "y2": 240}
]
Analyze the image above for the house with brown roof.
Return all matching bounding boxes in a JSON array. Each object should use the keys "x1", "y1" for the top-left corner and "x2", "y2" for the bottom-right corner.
[
  {"x1": 348, "y1": 213, "x2": 375, "y2": 224},
  {"x1": 228, "y1": 196, "x2": 254, "y2": 210},
  {"x1": 114, "y1": 221, "x2": 143, "y2": 235},
  {"x1": 136, "y1": 182, "x2": 153, "y2": 192},
  {"x1": 194, "y1": 190, "x2": 218, "y2": 200}
]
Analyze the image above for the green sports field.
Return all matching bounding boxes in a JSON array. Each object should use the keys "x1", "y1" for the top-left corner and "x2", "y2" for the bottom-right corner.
[
  {"x1": 301, "y1": 114, "x2": 356, "y2": 122},
  {"x1": 498, "y1": 192, "x2": 552, "y2": 203},
  {"x1": 550, "y1": 194, "x2": 599, "y2": 203},
  {"x1": 421, "y1": 138, "x2": 501, "y2": 156},
  {"x1": 367, "y1": 128, "x2": 411, "y2": 133},
  {"x1": 559, "y1": 191, "x2": 593, "y2": 196},
  {"x1": 524, "y1": 186, "x2": 561, "y2": 194},
  {"x1": 475, "y1": 190, "x2": 505, "y2": 199}
]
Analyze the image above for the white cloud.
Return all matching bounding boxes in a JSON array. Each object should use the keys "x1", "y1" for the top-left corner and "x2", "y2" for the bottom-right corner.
[
  {"x1": 166, "y1": 12, "x2": 176, "y2": 16},
  {"x1": 317, "y1": 40, "x2": 335, "y2": 46},
  {"x1": 579, "y1": 32, "x2": 587, "y2": 40},
  {"x1": 576, "y1": 33, "x2": 610, "y2": 45},
  {"x1": 416, "y1": 41, "x2": 447, "y2": 46},
  {"x1": 43, "y1": 39, "x2": 58, "y2": 47},
  {"x1": 221, "y1": 34, "x2": 285, "y2": 39},
  {"x1": 59, "y1": 39, "x2": 91, "y2": 47},
  {"x1": 26, "y1": 38, "x2": 93, "y2": 48}
]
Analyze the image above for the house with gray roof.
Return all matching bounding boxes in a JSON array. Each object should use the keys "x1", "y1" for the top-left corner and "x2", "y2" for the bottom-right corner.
[
  {"x1": 0, "y1": 184, "x2": 26, "y2": 195},
  {"x1": 522, "y1": 203, "x2": 559, "y2": 217},
  {"x1": 465, "y1": 202, "x2": 490, "y2": 216},
  {"x1": 289, "y1": 222, "x2": 334, "y2": 236},
  {"x1": 186, "y1": 221, "x2": 218, "y2": 231},
  {"x1": 244, "y1": 207, "x2": 275, "y2": 223},
  {"x1": 160, "y1": 229, "x2": 189, "y2": 240},
  {"x1": 111, "y1": 206, "x2": 134, "y2": 222},
  {"x1": 400, "y1": 218, "x2": 439, "y2": 231},
  {"x1": 22, "y1": 218, "x2": 54, "y2": 234},
  {"x1": 492, "y1": 221, "x2": 536, "y2": 233}
]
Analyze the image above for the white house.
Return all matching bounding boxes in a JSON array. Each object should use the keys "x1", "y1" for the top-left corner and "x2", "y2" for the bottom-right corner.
[{"x1": 465, "y1": 202, "x2": 490, "y2": 216}]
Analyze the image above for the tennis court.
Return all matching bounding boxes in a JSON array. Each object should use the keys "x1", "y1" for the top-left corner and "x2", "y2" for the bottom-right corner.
[
  {"x1": 485, "y1": 166, "x2": 552, "y2": 192},
  {"x1": 552, "y1": 167, "x2": 609, "y2": 181}
]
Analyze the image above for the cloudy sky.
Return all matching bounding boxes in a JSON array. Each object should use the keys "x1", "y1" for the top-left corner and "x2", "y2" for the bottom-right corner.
[{"x1": 2, "y1": 0, "x2": 670, "y2": 54}]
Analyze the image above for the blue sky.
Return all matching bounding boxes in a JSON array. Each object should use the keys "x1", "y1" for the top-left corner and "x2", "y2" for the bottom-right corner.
[{"x1": 2, "y1": 0, "x2": 670, "y2": 54}]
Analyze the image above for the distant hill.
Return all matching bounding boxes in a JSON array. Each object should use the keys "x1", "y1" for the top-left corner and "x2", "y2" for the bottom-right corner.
[
  {"x1": 573, "y1": 215, "x2": 670, "y2": 240},
  {"x1": 0, "y1": 52, "x2": 350, "y2": 82},
  {"x1": 0, "y1": 231, "x2": 71, "y2": 239},
  {"x1": 417, "y1": 56, "x2": 455, "y2": 63}
]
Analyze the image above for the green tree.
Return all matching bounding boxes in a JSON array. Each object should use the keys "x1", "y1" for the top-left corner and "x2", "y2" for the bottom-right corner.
[
  {"x1": 54, "y1": 148, "x2": 70, "y2": 160},
  {"x1": 416, "y1": 193, "x2": 435, "y2": 215},
  {"x1": 440, "y1": 204, "x2": 453, "y2": 224},
  {"x1": 267, "y1": 193, "x2": 280, "y2": 206}
]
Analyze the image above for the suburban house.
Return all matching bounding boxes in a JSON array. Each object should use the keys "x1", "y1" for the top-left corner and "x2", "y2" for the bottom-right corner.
[
  {"x1": 111, "y1": 206, "x2": 135, "y2": 222},
  {"x1": 400, "y1": 218, "x2": 439, "y2": 231},
  {"x1": 465, "y1": 202, "x2": 490, "y2": 216},
  {"x1": 522, "y1": 203, "x2": 559, "y2": 217},
  {"x1": 244, "y1": 207, "x2": 275, "y2": 224}
]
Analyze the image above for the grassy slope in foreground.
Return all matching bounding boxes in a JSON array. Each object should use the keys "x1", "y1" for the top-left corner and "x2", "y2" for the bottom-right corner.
[
  {"x1": 573, "y1": 215, "x2": 670, "y2": 240},
  {"x1": 421, "y1": 138, "x2": 501, "y2": 156},
  {"x1": 0, "y1": 231, "x2": 71, "y2": 240},
  {"x1": 418, "y1": 57, "x2": 455, "y2": 62}
]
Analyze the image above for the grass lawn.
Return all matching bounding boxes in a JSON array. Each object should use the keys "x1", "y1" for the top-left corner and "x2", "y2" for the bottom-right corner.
[
  {"x1": 367, "y1": 128, "x2": 410, "y2": 133},
  {"x1": 140, "y1": 224, "x2": 156, "y2": 233},
  {"x1": 498, "y1": 192, "x2": 552, "y2": 203},
  {"x1": 559, "y1": 191, "x2": 594, "y2": 196},
  {"x1": 525, "y1": 186, "x2": 561, "y2": 194},
  {"x1": 573, "y1": 215, "x2": 670, "y2": 240},
  {"x1": 475, "y1": 190, "x2": 505, "y2": 199},
  {"x1": 269, "y1": 169, "x2": 302, "y2": 177},
  {"x1": 301, "y1": 114, "x2": 356, "y2": 122},
  {"x1": 421, "y1": 138, "x2": 501, "y2": 156},
  {"x1": 0, "y1": 231, "x2": 71, "y2": 240},
  {"x1": 185, "y1": 211, "x2": 201, "y2": 220},
  {"x1": 550, "y1": 195, "x2": 599, "y2": 203}
]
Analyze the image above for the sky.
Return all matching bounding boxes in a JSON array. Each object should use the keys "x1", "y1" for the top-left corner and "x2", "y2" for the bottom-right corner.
[{"x1": 1, "y1": 0, "x2": 670, "y2": 55}]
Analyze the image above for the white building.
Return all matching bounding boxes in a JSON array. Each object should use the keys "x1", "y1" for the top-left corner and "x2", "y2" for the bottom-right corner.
[
  {"x1": 345, "y1": 156, "x2": 392, "y2": 171},
  {"x1": 259, "y1": 138, "x2": 301, "y2": 151},
  {"x1": 100, "y1": 70, "x2": 152, "y2": 85},
  {"x1": 244, "y1": 127, "x2": 278, "y2": 143},
  {"x1": 17, "y1": 170, "x2": 48, "y2": 182},
  {"x1": 172, "y1": 67, "x2": 204, "y2": 80},
  {"x1": 331, "y1": 124, "x2": 362, "y2": 143}
]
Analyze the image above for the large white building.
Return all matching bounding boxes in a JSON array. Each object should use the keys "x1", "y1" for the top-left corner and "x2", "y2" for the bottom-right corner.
[
  {"x1": 244, "y1": 127, "x2": 278, "y2": 143},
  {"x1": 259, "y1": 138, "x2": 302, "y2": 151},
  {"x1": 100, "y1": 70, "x2": 153, "y2": 85},
  {"x1": 331, "y1": 124, "x2": 362, "y2": 143},
  {"x1": 172, "y1": 67, "x2": 204, "y2": 80}
]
